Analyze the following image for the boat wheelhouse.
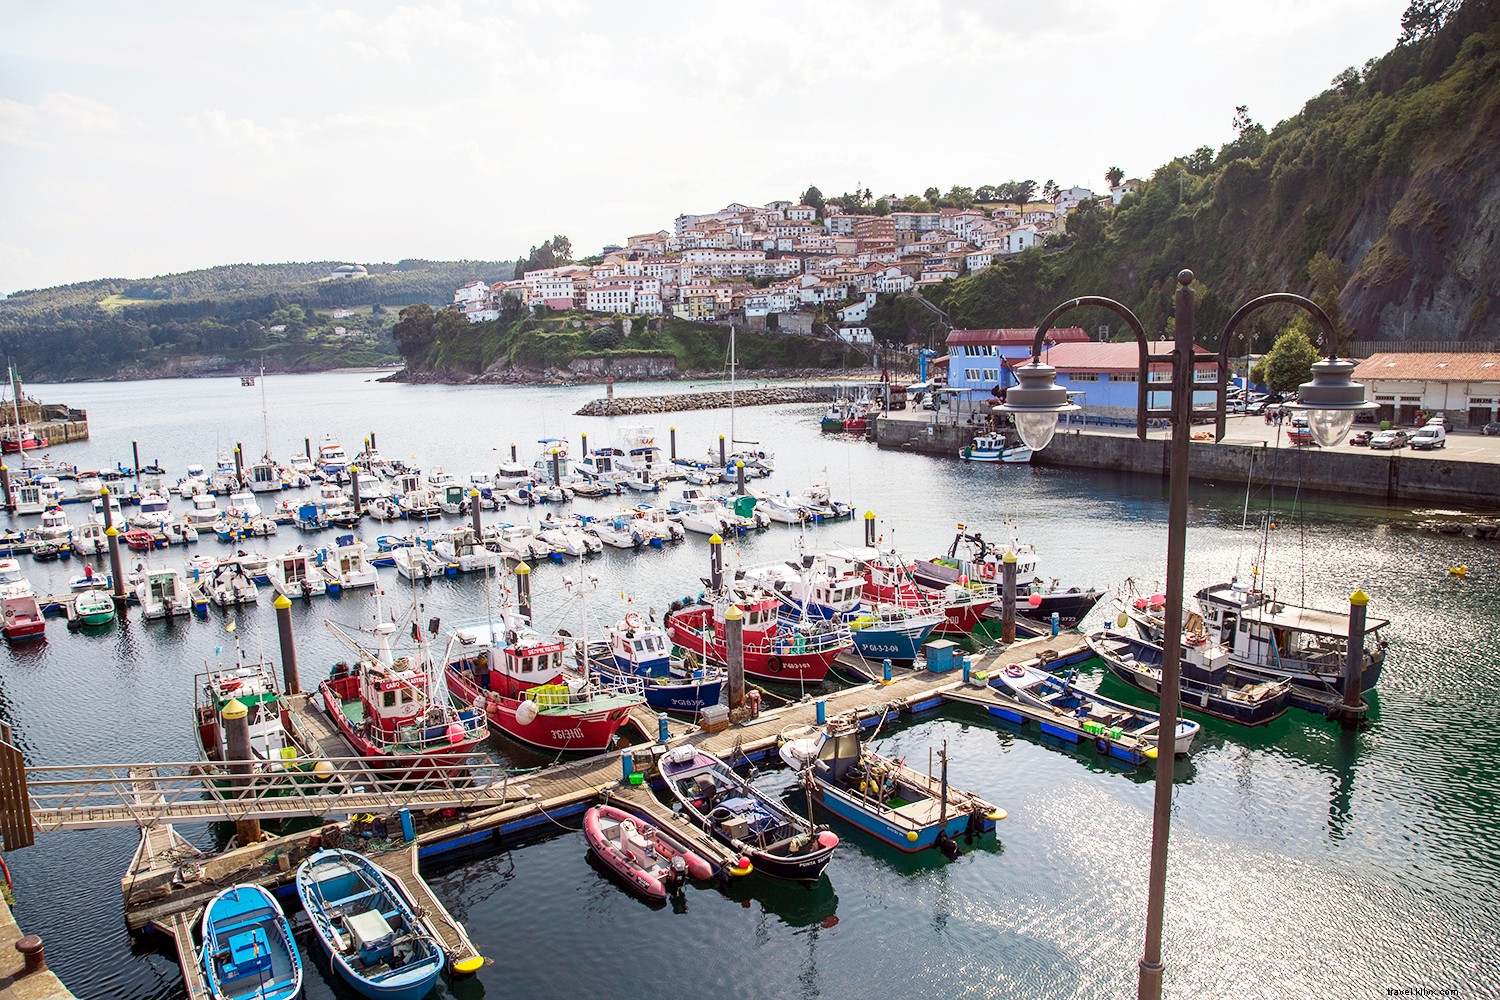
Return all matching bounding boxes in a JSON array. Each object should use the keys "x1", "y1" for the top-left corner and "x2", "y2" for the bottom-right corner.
[{"x1": 268, "y1": 548, "x2": 327, "y2": 599}]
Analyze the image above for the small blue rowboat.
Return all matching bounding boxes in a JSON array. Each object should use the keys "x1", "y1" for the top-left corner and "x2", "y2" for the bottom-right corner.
[
  {"x1": 199, "y1": 883, "x2": 302, "y2": 1000},
  {"x1": 296, "y1": 848, "x2": 445, "y2": 1000}
]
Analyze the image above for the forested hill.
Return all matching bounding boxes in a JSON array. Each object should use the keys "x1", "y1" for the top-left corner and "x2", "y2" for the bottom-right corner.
[
  {"x1": 0, "y1": 259, "x2": 513, "y2": 381},
  {"x1": 914, "y1": 2, "x2": 1500, "y2": 348}
]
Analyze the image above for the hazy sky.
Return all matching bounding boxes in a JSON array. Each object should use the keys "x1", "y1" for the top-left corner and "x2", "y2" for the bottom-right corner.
[{"x1": 1, "y1": 0, "x2": 1412, "y2": 294}]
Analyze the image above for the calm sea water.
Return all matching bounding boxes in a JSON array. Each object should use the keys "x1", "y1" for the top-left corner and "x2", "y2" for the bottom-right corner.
[{"x1": 4, "y1": 371, "x2": 1498, "y2": 999}]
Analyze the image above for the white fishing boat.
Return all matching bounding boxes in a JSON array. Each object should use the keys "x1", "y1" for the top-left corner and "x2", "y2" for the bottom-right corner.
[
  {"x1": 432, "y1": 528, "x2": 502, "y2": 573},
  {"x1": 12, "y1": 482, "x2": 44, "y2": 516},
  {"x1": 958, "y1": 433, "x2": 1032, "y2": 464},
  {"x1": 203, "y1": 561, "x2": 260, "y2": 607},
  {"x1": 159, "y1": 520, "x2": 200, "y2": 546},
  {"x1": 668, "y1": 496, "x2": 734, "y2": 536},
  {"x1": 34, "y1": 505, "x2": 73, "y2": 541},
  {"x1": 354, "y1": 470, "x2": 391, "y2": 501},
  {"x1": 0, "y1": 558, "x2": 33, "y2": 597},
  {"x1": 88, "y1": 494, "x2": 123, "y2": 526},
  {"x1": 71, "y1": 521, "x2": 108, "y2": 557},
  {"x1": 225, "y1": 491, "x2": 261, "y2": 521},
  {"x1": 393, "y1": 544, "x2": 444, "y2": 581},
  {"x1": 246, "y1": 458, "x2": 282, "y2": 493},
  {"x1": 185, "y1": 493, "x2": 221, "y2": 531},
  {"x1": 130, "y1": 492, "x2": 173, "y2": 530},
  {"x1": 319, "y1": 535, "x2": 380, "y2": 590},
  {"x1": 137, "y1": 567, "x2": 193, "y2": 619},
  {"x1": 633, "y1": 505, "x2": 685, "y2": 544},
  {"x1": 363, "y1": 497, "x2": 403, "y2": 521},
  {"x1": 317, "y1": 437, "x2": 349, "y2": 479},
  {"x1": 267, "y1": 548, "x2": 327, "y2": 599}
]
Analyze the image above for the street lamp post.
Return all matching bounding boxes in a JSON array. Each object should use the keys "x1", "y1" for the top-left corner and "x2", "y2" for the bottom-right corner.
[{"x1": 996, "y1": 269, "x2": 1375, "y2": 1000}]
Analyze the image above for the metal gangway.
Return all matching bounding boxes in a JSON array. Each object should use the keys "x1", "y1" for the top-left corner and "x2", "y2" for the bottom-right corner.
[{"x1": 18, "y1": 754, "x2": 525, "y2": 833}]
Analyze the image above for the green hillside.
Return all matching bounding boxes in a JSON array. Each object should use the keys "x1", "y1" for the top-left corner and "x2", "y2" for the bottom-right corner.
[
  {"x1": 912, "y1": 2, "x2": 1500, "y2": 347},
  {"x1": 0, "y1": 259, "x2": 513, "y2": 380}
]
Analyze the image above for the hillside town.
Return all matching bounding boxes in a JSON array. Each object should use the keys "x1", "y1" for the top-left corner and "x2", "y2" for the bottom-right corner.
[{"x1": 452, "y1": 182, "x2": 1139, "y2": 344}]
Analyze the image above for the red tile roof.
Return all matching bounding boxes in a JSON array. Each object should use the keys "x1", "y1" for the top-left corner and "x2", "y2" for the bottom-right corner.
[
  {"x1": 946, "y1": 327, "x2": 1089, "y2": 346},
  {"x1": 1353, "y1": 353, "x2": 1500, "y2": 381}
]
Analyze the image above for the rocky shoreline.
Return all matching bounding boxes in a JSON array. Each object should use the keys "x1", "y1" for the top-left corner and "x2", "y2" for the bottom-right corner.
[{"x1": 382, "y1": 365, "x2": 891, "y2": 387}]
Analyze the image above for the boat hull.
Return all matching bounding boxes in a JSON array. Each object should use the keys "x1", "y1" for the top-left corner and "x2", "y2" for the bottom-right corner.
[
  {"x1": 583, "y1": 804, "x2": 714, "y2": 901},
  {"x1": 665, "y1": 606, "x2": 842, "y2": 685},
  {"x1": 593, "y1": 660, "x2": 724, "y2": 714},
  {"x1": 1098, "y1": 649, "x2": 1290, "y2": 726},
  {"x1": 199, "y1": 884, "x2": 302, "y2": 1000},
  {"x1": 808, "y1": 778, "x2": 972, "y2": 852},
  {"x1": 446, "y1": 666, "x2": 633, "y2": 752}
]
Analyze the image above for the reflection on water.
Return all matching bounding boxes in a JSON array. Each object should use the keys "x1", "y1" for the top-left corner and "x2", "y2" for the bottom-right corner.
[{"x1": 1, "y1": 372, "x2": 1496, "y2": 997}]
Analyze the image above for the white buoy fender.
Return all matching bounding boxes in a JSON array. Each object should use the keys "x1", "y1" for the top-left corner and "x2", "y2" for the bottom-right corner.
[{"x1": 515, "y1": 699, "x2": 539, "y2": 726}]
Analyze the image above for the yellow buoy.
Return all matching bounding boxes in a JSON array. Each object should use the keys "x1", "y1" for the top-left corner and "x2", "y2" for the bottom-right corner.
[
  {"x1": 1449, "y1": 565, "x2": 1467, "y2": 577},
  {"x1": 988, "y1": 809, "x2": 1007, "y2": 822},
  {"x1": 452, "y1": 956, "x2": 486, "y2": 975},
  {"x1": 1116, "y1": 611, "x2": 1129, "y2": 629},
  {"x1": 1144, "y1": 746, "x2": 1159, "y2": 761},
  {"x1": 313, "y1": 759, "x2": 335, "y2": 781},
  {"x1": 906, "y1": 830, "x2": 919, "y2": 842}
]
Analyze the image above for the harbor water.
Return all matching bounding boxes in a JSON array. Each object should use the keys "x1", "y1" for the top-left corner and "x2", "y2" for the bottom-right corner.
[{"x1": 3, "y1": 371, "x2": 1497, "y2": 998}]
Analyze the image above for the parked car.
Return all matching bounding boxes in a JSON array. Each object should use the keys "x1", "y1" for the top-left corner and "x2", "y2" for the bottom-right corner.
[
  {"x1": 1484, "y1": 421, "x2": 1500, "y2": 436},
  {"x1": 1410, "y1": 422, "x2": 1447, "y2": 450},
  {"x1": 1226, "y1": 398, "x2": 1247, "y2": 413},
  {"x1": 1369, "y1": 429, "x2": 1409, "y2": 450},
  {"x1": 1246, "y1": 400, "x2": 1268, "y2": 415},
  {"x1": 1349, "y1": 430, "x2": 1373, "y2": 446},
  {"x1": 1424, "y1": 415, "x2": 1454, "y2": 432}
]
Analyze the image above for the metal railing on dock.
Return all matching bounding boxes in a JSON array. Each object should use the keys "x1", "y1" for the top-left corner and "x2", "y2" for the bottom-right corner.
[{"x1": 26, "y1": 755, "x2": 520, "y2": 831}]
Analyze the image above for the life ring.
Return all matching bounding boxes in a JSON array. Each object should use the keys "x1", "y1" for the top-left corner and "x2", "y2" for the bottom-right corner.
[
  {"x1": 1004, "y1": 664, "x2": 1025, "y2": 678},
  {"x1": 399, "y1": 701, "x2": 421, "y2": 719},
  {"x1": 979, "y1": 562, "x2": 996, "y2": 580},
  {"x1": 625, "y1": 612, "x2": 643, "y2": 630},
  {"x1": 766, "y1": 655, "x2": 784, "y2": 674}
]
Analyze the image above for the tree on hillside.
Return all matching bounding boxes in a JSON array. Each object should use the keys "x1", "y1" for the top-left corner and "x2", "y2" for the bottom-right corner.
[
  {"x1": 1065, "y1": 198, "x2": 1107, "y2": 246},
  {"x1": 1400, "y1": 0, "x2": 1461, "y2": 43},
  {"x1": 801, "y1": 185, "x2": 825, "y2": 215},
  {"x1": 1105, "y1": 166, "x2": 1125, "y2": 187},
  {"x1": 514, "y1": 236, "x2": 574, "y2": 279},
  {"x1": 976, "y1": 184, "x2": 998, "y2": 203},
  {"x1": 923, "y1": 186, "x2": 941, "y2": 205},
  {"x1": 1041, "y1": 180, "x2": 1059, "y2": 202},
  {"x1": 1011, "y1": 179, "x2": 1037, "y2": 215},
  {"x1": 945, "y1": 185, "x2": 975, "y2": 209},
  {"x1": 872, "y1": 197, "x2": 892, "y2": 215},
  {"x1": 1251, "y1": 319, "x2": 1319, "y2": 394},
  {"x1": 392, "y1": 303, "x2": 436, "y2": 362}
]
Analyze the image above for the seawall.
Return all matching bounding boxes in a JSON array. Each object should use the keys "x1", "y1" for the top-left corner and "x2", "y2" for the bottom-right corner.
[
  {"x1": 873, "y1": 417, "x2": 1499, "y2": 509},
  {"x1": 575, "y1": 385, "x2": 844, "y2": 416}
]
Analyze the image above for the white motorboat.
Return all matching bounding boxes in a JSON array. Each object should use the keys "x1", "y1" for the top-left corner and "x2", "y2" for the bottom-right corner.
[
  {"x1": 319, "y1": 535, "x2": 379, "y2": 590},
  {"x1": 393, "y1": 544, "x2": 444, "y2": 581},
  {"x1": 185, "y1": 493, "x2": 221, "y2": 530},
  {"x1": 486, "y1": 522, "x2": 552, "y2": 562},
  {"x1": 246, "y1": 458, "x2": 282, "y2": 493},
  {"x1": 225, "y1": 491, "x2": 261, "y2": 521},
  {"x1": 0, "y1": 558, "x2": 33, "y2": 598},
  {"x1": 137, "y1": 567, "x2": 193, "y2": 619},
  {"x1": 633, "y1": 506, "x2": 685, "y2": 544},
  {"x1": 432, "y1": 529, "x2": 503, "y2": 572},
  {"x1": 536, "y1": 516, "x2": 600, "y2": 557},
  {"x1": 588, "y1": 512, "x2": 648, "y2": 549},
  {"x1": 159, "y1": 521, "x2": 200, "y2": 546},
  {"x1": 71, "y1": 521, "x2": 108, "y2": 556},
  {"x1": 203, "y1": 561, "x2": 260, "y2": 607},
  {"x1": 34, "y1": 505, "x2": 73, "y2": 541},
  {"x1": 130, "y1": 492, "x2": 173, "y2": 530},
  {"x1": 88, "y1": 494, "x2": 123, "y2": 526},
  {"x1": 668, "y1": 496, "x2": 733, "y2": 536},
  {"x1": 267, "y1": 547, "x2": 327, "y2": 599},
  {"x1": 317, "y1": 437, "x2": 349, "y2": 479},
  {"x1": 363, "y1": 497, "x2": 402, "y2": 521},
  {"x1": 958, "y1": 433, "x2": 1032, "y2": 464},
  {"x1": 354, "y1": 471, "x2": 390, "y2": 501}
]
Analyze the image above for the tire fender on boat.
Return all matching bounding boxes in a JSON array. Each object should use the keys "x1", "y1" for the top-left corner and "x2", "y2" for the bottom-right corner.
[
  {"x1": 766, "y1": 654, "x2": 783, "y2": 674},
  {"x1": 1094, "y1": 736, "x2": 1108, "y2": 754}
]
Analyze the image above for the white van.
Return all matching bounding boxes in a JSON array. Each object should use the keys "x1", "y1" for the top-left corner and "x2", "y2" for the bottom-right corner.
[{"x1": 1409, "y1": 419, "x2": 1447, "y2": 450}]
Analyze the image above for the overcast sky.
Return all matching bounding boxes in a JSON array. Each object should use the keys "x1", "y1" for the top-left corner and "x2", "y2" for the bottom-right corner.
[{"x1": 1, "y1": 0, "x2": 1412, "y2": 295}]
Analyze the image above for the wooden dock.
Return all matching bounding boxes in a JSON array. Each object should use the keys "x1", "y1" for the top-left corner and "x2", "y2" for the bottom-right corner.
[{"x1": 114, "y1": 630, "x2": 1089, "y2": 993}]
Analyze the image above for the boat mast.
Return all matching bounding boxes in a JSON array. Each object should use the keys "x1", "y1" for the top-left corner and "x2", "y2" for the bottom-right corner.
[
  {"x1": 259, "y1": 359, "x2": 271, "y2": 460},
  {"x1": 729, "y1": 326, "x2": 736, "y2": 448}
]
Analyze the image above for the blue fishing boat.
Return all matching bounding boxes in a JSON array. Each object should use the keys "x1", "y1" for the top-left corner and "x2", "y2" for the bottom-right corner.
[
  {"x1": 986, "y1": 659, "x2": 1201, "y2": 765},
  {"x1": 779, "y1": 719, "x2": 1003, "y2": 855},
  {"x1": 296, "y1": 849, "x2": 445, "y2": 1000},
  {"x1": 199, "y1": 883, "x2": 302, "y2": 1000},
  {"x1": 843, "y1": 606, "x2": 944, "y2": 664},
  {"x1": 587, "y1": 612, "x2": 725, "y2": 714}
]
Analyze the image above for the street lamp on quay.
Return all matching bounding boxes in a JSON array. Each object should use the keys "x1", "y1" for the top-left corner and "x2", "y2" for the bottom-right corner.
[{"x1": 996, "y1": 269, "x2": 1377, "y2": 1000}]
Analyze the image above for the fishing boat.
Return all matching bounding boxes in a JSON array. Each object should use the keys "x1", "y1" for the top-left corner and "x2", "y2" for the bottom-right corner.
[
  {"x1": 70, "y1": 521, "x2": 108, "y2": 557},
  {"x1": 665, "y1": 584, "x2": 851, "y2": 685},
  {"x1": 958, "y1": 433, "x2": 1032, "y2": 463},
  {"x1": 778, "y1": 719, "x2": 1003, "y2": 854},
  {"x1": 2, "y1": 592, "x2": 45, "y2": 641},
  {"x1": 34, "y1": 505, "x2": 73, "y2": 541},
  {"x1": 916, "y1": 527, "x2": 1105, "y2": 628},
  {"x1": 130, "y1": 492, "x2": 173, "y2": 529},
  {"x1": 443, "y1": 614, "x2": 643, "y2": 752},
  {"x1": 194, "y1": 659, "x2": 316, "y2": 780},
  {"x1": 1190, "y1": 581, "x2": 1388, "y2": 713},
  {"x1": 199, "y1": 883, "x2": 302, "y2": 1000},
  {"x1": 828, "y1": 546, "x2": 994, "y2": 637},
  {"x1": 587, "y1": 512, "x2": 647, "y2": 550},
  {"x1": 202, "y1": 561, "x2": 261, "y2": 607},
  {"x1": 185, "y1": 493, "x2": 222, "y2": 531},
  {"x1": 583, "y1": 804, "x2": 715, "y2": 901},
  {"x1": 659, "y1": 744, "x2": 839, "y2": 881},
  {"x1": 431, "y1": 528, "x2": 502, "y2": 573},
  {"x1": 587, "y1": 611, "x2": 725, "y2": 714},
  {"x1": 319, "y1": 609, "x2": 488, "y2": 772},
  {"x1": 320, "y1": 535, "x2": 380, "y2": 590},
  {"x1": 316, "y1": 437, "x2": 350, "y2": 479},
  {"x1": 1, "y1": 367, "x2": 46, "y2": 453},
  {"x1": 72, "y1": 589, "x2": 116, "y2": 627},
  {"x1": 392, "y1": 544, "x2": 444, "y2": 581},
  {"x1": 1086, "y1": 627, "x2": 1293, "y2": 726},
  {"x1": 137, "y1": 567, "x2": 193, "y2": 618},
  {"x1": 267, "y1": 547, "x2": 327, "y2": 599},
  {"x1": 295, "y1": 849, "x2": 445, "y2": 1000},
  {"x1": 987, "y1": 659, "x2": 1200, "y2": 764}
]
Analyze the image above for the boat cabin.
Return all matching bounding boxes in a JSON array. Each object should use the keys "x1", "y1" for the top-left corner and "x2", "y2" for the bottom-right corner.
[
  {"x1": 89, "y1": 495, "x2": 123, "y2": 525},
  {"x1": 137, "y1": 493, "x2": 170, "y2": 520},
  {"x1": 247, "y1": 460, "x2": 280, "y2": 492},
  {"x1": 194, "y1": 664, "x2": 298, "y2": 765},
  {"x1": 610, "y1": 617, "x2": 670, "y2": 675},
  {"x1": 394, "y1": 472, "x2": 421, "y2": 498},
  {"x1": 12, "y1": 483, "x2": 43, "y2": 516},
  {"x1": 226, "y1": 491, "x2": 260, "y2": 520},
  {"x1": 1197, "y1": 583, "x2": 1389, "y2": 677}
]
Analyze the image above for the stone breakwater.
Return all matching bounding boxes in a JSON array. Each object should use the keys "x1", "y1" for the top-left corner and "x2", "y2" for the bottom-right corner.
[{"x1": 575, "y1": 385, "x2": 841, "y2": 416}]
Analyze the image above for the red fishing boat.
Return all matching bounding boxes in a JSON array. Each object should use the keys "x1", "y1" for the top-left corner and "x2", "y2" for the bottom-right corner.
[
  {"x1": 318, "y1": 613, "x2": 488, "y2": 773},
  {"x1": 664, "y1": 586, "x2": 851, "y2": 685},
  {"x1": 833, "y1": 546, "x2": 995, "y2": 636},
  {"x1": 443, "y1": 610, "x2": 643, "y2": 753},
  {"x1": 123, "y1": 527, "x2": 158, "y2": 552},
  {"x1": 0, "y1": 430, "x2": 46, "y2": 454}
]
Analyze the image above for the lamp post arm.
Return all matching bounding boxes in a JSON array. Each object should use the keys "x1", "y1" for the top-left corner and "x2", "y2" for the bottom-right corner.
[
  {"x1": 1028, "y1": 296, "x2": 1151, "y2": 439},
  {"x1": 1212, "y1": 292, "x2": 1338, "y2": 442}
]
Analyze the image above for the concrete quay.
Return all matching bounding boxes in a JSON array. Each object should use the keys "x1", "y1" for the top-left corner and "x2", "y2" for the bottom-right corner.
[
  {"x1": 0, "y1": 894, "x2": 76, "y2": 1000},
  {"x1": 872, "y1": 408, "x2": 1500, "y2": 509}
]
